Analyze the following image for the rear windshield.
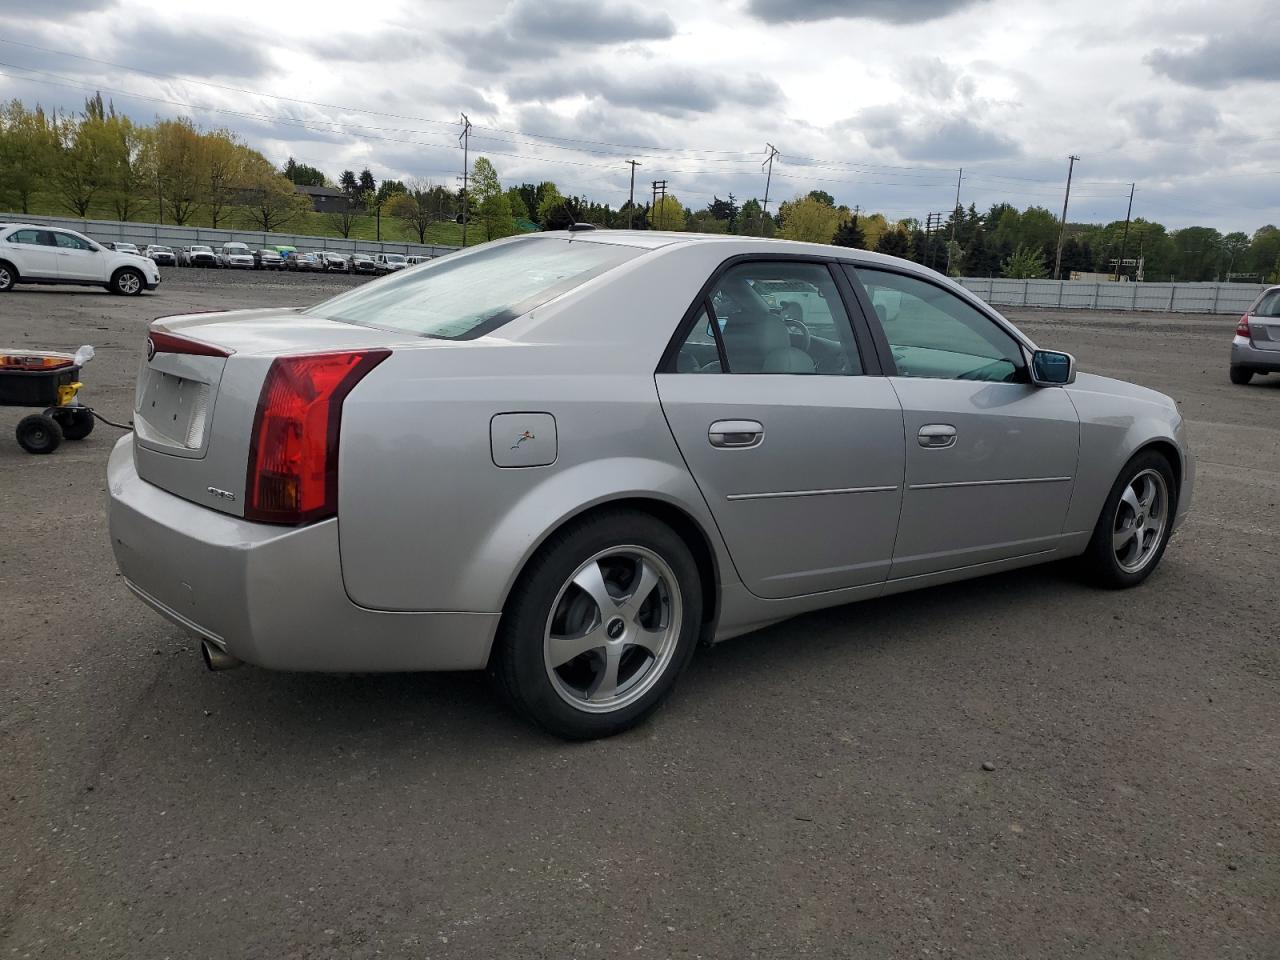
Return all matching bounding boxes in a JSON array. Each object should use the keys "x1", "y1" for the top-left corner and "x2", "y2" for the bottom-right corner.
[
  {"x1": 306, "y1": 237, "x2": 640, "y2": 340},
  {"x1": 1253, "y1": 289, "x2": 1280, "y2": 317}
]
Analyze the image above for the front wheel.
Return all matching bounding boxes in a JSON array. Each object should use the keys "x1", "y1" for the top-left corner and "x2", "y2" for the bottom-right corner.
[
  {"x1": 492, "y1": 510, "x2": 703, "y2": 740},
  {"x1": 111, "y1": 268, "x2": 144, "y2": 296},
  {"x1": 1083, "y1": 450, "x2": 1177, "y2": 588},
  {"x1": 0, "y1": 260, "x2": 15, "y2": 292},
  {"x1": 16, "y1": 414, "x2": 62, "y2": 454},
  {"x1": 1229, "y1": 366, "x2": 1254, "y2": 385}
]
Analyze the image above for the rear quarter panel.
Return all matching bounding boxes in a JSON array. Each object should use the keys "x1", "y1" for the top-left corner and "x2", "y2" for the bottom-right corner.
[{"x1": 336, "y1": 242, "x2": 747, "y2": 613}]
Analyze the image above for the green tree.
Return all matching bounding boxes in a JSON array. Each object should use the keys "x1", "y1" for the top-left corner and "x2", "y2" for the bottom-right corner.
[
  {"x1": 649, "y1": 194, "x2": 686, "y2": 231},
  {"x1": 54, "y1": 105, "x2": 123, "y2": 217},
  {"x1": 376, "y1": 179, "x2": 407, "y2": 204},
  {"x1": 1220, "y1": 231, "x2": 1250, "y2": 279},
  {"x1": 153, "y1": 117, "x2": 202, "y2": 225},
  {"x1": 505, "y1": 186, "x2": 529, "y2": 222},
  {"x1": 202, "y1": 130, "x2": 244, "y2": 229},
  {"x1": 339, "y1": 169, "x2": 358, "y2": 198},
  {"x1": 1003, "y1": 243, "x2": 1048, "y2": 279},
  {"x1": 875, "y1": 227, "x2": 911, "y2": 258},
  {"x1": 779, "y1": 195, "x2": 839, "y2": 243},
  {"x1": 686, "y1": 210, "x2": 729, "y2": 233},
  {"x1": 357, "y1": 168, "x2": 376, "y2": 195},
  {"x1": 831, "y1": 214, "x2": 866, "y2": 249},
  {"x1": 243, "y1": 157, "x2": 306, "y2": 231},
  {"x1": 806, "y1": 189, "x2": 835, "y2": 206},
  {"x1": 535, "y1": 183, "x2": 566, "y2": 224},
  {"x1": 386, "y1": 178, "x2": 444, "y2": 243},
  {"x1": 282, "y1": 156, "x2": 326, "y2": 186},
  {"x1": 0, "y1": 100, "x2": 58, "y2": 214},
  {"x1": 963, "y1": 227, "x2": 1001, "y2": 277}
]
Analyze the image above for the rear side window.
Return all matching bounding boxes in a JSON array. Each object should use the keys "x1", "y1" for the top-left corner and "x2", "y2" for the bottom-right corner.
[
  {"x1": 53, "y1": 232, "x2": 93, "y2": 251},
  {"x1": 306, "y1": 237, "x2": 639, "y2": 340}
]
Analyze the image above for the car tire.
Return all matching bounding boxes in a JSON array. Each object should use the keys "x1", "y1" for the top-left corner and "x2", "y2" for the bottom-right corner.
[
  {"x1": 492, "y1": 509, "x2": 703, "y2": 740},
  {"x1": 0, "y1": 260, "x2": 16, "y2": 292},
  {"x1": 1083, "y1": 449, "x2": 1178, "y2": 589},
  {"x1": 111, "y1": 268, "x2": 144, "y2": 296},
  {"x1": 16, "y1": 414, "x2": 62, "y2": 454},
  {"x1": 54, "y1": 408, "x2": 94, "y2": 440},
  {"x1": 1229, "y1": 366, "x2": 1254, "y2": 385}
]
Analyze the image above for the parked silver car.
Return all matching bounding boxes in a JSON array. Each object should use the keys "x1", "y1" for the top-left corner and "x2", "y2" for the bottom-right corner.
[
  {"x1": 107, "y1": 232, "x2": 1194, "y2": 738},
  {"x1": 1230, "y1": 284, "x2": 1280, "y2": 384}
]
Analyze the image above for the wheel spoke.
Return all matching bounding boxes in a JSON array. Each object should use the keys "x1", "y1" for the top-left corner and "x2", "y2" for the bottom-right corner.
[
  {"x1": 619, "y1": 559, "x2": 660, "y2": 621},
  {"x1": 548, "y1": 624, "x2": 606, "y2": 668},
  {"x1": 1120, "y1": 485, "x2": 1141, "y2": 517},
  {"x1": 1113, "y1": 524, "x2": 1137, "y2": 553},
  {"x1": 589, "y1": 644, "x2": 623, "y2": 702},
  {"x1": 1137, "y1": 476, "x2": 1157, "y2": 510},
  {"x1": 572, "y1": 560, "x2": 616, "y2": 617},
  {"x1": 631, "y1": 624, "x2": 666, "y2": 657}
]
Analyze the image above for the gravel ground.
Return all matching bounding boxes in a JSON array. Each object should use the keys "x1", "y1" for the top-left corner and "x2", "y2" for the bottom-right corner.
[{"x1": 1, "y1": 270, "x2": 1277, "y2": 959}]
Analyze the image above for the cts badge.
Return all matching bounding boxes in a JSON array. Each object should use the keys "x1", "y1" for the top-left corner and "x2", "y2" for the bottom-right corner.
[
  {"x1": 146, "y1": 336, "x2": 156, "y2": 361},
  {"x1": 206, "y1": 486, "x2": 236, "y2": 502}
]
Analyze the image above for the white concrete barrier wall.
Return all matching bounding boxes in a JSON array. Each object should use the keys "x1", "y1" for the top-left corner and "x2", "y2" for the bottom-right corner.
[
  {"x1": 0, "y1": 212, "x2": 462, "y2": 259},
  {"x1": 960, "y1": 277, "x2": 1267, "y2": 315}
]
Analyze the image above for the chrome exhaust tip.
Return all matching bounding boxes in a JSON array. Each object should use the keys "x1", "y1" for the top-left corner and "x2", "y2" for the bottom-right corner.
[{"x1": 200, "y1": 638, "x2": 243, "y2": 672}]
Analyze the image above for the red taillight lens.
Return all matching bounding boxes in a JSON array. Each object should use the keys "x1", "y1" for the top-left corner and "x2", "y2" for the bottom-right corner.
[
  {"x1": 148, "y1": 330, "x2": 231, "y2": 358},
  {"x1": 244, "y1": 349, "x2": 390, "y2": 524},
  {"x1": 1236, "y1": 314, "x2": 1252, "y2": 338}
]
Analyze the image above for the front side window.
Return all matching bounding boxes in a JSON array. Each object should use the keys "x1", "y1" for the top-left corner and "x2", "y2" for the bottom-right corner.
[
  {"x1": 673, "y1": 261, "x2": 862, "y2": 375},
  {"x1": 307, "y1": 237, "x2": 639, "y2": 340},
  {"x1": 53, "y1": 232, "x2": 93, "y2": 251},
  {"x1": 853, "y1": 267, "x2": 1025, "y2": 383}
]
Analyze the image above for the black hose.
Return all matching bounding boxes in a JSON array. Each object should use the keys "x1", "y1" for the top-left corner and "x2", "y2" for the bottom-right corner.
[{"x1": 89, "y1": 409, "x2": 134, "y2": 430}]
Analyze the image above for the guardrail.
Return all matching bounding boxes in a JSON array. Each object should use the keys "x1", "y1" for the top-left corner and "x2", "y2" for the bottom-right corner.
[
  {"x1": 0, "y1": 212, "x2": 462, "y2": 259},
  {"x1": 959, "y1": 277, "x2": 1268, "y2": 315}
]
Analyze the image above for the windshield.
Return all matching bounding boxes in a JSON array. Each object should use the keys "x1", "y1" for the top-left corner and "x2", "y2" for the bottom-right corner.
[
  {"x1": 306, "y1": 237, "x2": 639, "y2": 340},
  {"x1": 385, "y1": 254, "x2": 406, "y2": 263},
  {"x1": 192, "y1": 246, "x2": 212, "y2": 253},
  {"x1": 152, "y1": 246, "x2": 172, "y2": 253}
]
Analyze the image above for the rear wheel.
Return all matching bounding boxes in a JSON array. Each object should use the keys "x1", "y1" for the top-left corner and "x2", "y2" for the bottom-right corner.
[
  {"x1": 54, "y1": 408, "x2": 94, "y2": 440},
  {"x1": 492, "y1": 510, "x2": 703, "y2": 740},
  {"x1": 1229, "y1": 366, "x2": 1254, "y2": 385},
  {"x1": 0, "y1": 260, "x2": 15, "y2": 291},
  {"x1": 111, "y1": 268, "x2": 144, "y2": 296},
  {"x1": 16, "y1": 414, "x2": 62, "y2": 454},
  {"x1": 1083, "y1": 450, "x2": 1177, "y2": 588}
]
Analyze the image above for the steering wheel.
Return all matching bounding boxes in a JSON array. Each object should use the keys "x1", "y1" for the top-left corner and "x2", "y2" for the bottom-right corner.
[{"x1": 783, "y1": 317, "x2": 811, "y2": 352}]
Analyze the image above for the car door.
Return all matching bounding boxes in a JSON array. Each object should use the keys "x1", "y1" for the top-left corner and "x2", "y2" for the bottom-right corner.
[
  {"x1": 4, "y1": 229, "x2": 61, "y2": 279},
  {"x1": 656, "y1": 258, "x2": 905, "y2": 600},
  {"x1": 51, "y1": 230, "x2": 106, "y2": 281},
  {"x1": 847, "y1": 265, "x2": 1080, "y2": 580}
]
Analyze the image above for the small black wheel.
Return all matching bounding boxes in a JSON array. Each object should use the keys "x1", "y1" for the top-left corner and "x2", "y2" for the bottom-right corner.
[
  {"x1": 16, "y1": 414, "x2": 63, "y2": 454},
  {"x1": 53, "y1": 408, "x2": 95, "y2": 440},
  {"x1": 1083, "y1": 449, "x2": 1178, "y2": 589},
  {"x1": 1229, "y1": 366, "x2": 1253, "y2": 385},
  {"x1": 0, "y1": 260, "x2": 16, "y2": 292},
  {"x1": 111, "y1": 268, "x2": 144, "y2": 296},
  {"x1": 492, "y1": 510, "x2": 703, "y2": 740}
]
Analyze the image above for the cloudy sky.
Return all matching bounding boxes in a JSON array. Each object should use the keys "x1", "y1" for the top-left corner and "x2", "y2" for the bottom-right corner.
[{"x1": 3, "y1": 0, "x2": 1277, "y2": 231}]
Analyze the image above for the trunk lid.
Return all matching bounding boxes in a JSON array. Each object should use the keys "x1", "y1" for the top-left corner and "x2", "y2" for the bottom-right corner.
[
  {"x1": 1246, "y1": 313, "x2": 1280, "y2": 352},
  {"x1": 133, "y1": 308, "x2": 417, "y2": 517}
]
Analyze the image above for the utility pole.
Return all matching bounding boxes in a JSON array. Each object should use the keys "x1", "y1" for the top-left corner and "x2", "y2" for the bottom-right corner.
[
  {"x1": 651, "y1": 180, "x2": 667, "y2": 230},
  {"x1": 1053, "y1": 154, "x2": 1079, "y2": 281},
  {"x1": 761, "y1": 142, "x2": 779, "y2": 235},
  {"x1": 626, "y1": 160, "x2": 641, "y2": 228},
  {"x1": 1114, "y1": 181, "x2": 1135, "y2": 281},
  {"x1": 458, "y1": 112, "x2": 472, "y2": 247},
  {"x1": 946, "y1": 167, "x2": 963, "y2": 275}
]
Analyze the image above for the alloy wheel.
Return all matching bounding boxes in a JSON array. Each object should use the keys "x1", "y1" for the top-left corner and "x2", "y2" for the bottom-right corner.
[
  {"x1": 543, "y1": 545, "x2": 682, "y2": 713},
  {"x1": 1112, "y1": 467, "x2": 1168, "y2": 574},
  {"x1": 118, "y1": 272, "x2": 141, "y2": 294}
]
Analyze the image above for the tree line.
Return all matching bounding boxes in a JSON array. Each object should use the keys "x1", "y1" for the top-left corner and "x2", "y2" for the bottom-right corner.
[{"x1": 2, "y1": 96, "x2": 1276, "y2": 281}]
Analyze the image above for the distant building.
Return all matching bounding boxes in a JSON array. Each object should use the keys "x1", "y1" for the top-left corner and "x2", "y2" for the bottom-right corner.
[{"x1": 294, "y1": 184, "x2": 349, "y2": 214}]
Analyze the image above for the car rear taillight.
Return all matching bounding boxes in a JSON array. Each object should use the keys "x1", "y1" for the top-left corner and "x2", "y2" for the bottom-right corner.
[
  {"x1": 244, "y1": 349, "x2": 390, "y2": 524},
  {"x1": 148, "y1": 330, "x2": 231, "y2": 358},
  {"x1": 1236, "y1": 314, "x2": 1252, "y2": 338}
]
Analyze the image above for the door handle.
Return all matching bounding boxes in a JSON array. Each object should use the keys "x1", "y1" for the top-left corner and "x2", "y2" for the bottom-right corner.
[
  {"x1": 918, "y1": 424, "x2": 957, "y2": 448},
  {"x1": 709, "y1": 420, "x2": 764, "y2": 449}
]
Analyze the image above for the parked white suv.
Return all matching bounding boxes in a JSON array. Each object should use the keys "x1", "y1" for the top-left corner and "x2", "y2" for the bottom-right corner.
[
  {"x1": 218, "y1": 242, "x2": 256, "y2": 269},
  {"x1": 0, "y1": 224, "x2": 161, "y2": 295},
  {"x1": 373, "y1": 252, "x2": 408, "y2": 273}
]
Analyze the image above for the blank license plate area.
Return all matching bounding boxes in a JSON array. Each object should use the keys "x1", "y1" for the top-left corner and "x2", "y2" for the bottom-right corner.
[{"x1": 137, "y1": 369, "x2": 211, "y2": 448}]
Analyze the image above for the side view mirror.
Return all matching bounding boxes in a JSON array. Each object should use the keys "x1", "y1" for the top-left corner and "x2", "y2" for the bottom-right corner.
[{"x1": 1030, "y1": 349, "x2": 1076, "y2": 386}]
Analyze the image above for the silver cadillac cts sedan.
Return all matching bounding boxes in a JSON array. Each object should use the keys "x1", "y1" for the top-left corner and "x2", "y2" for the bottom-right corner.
[{"x1": 108, "y1": 230, "x2": 1194, "y2": 739}]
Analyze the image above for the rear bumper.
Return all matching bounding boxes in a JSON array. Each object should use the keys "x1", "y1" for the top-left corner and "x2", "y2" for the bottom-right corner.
[
  {"x1": 106, "y1": 437, "x2": 499, "y2": 671},
  {"x1": 1232, "y1": 337, "x2": 1280, "y2": 372}
]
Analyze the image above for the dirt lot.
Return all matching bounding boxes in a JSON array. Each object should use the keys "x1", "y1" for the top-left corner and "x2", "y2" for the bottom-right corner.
[{"x1": 1, "y1": 269, "x2": 1277, "y2": 958}]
